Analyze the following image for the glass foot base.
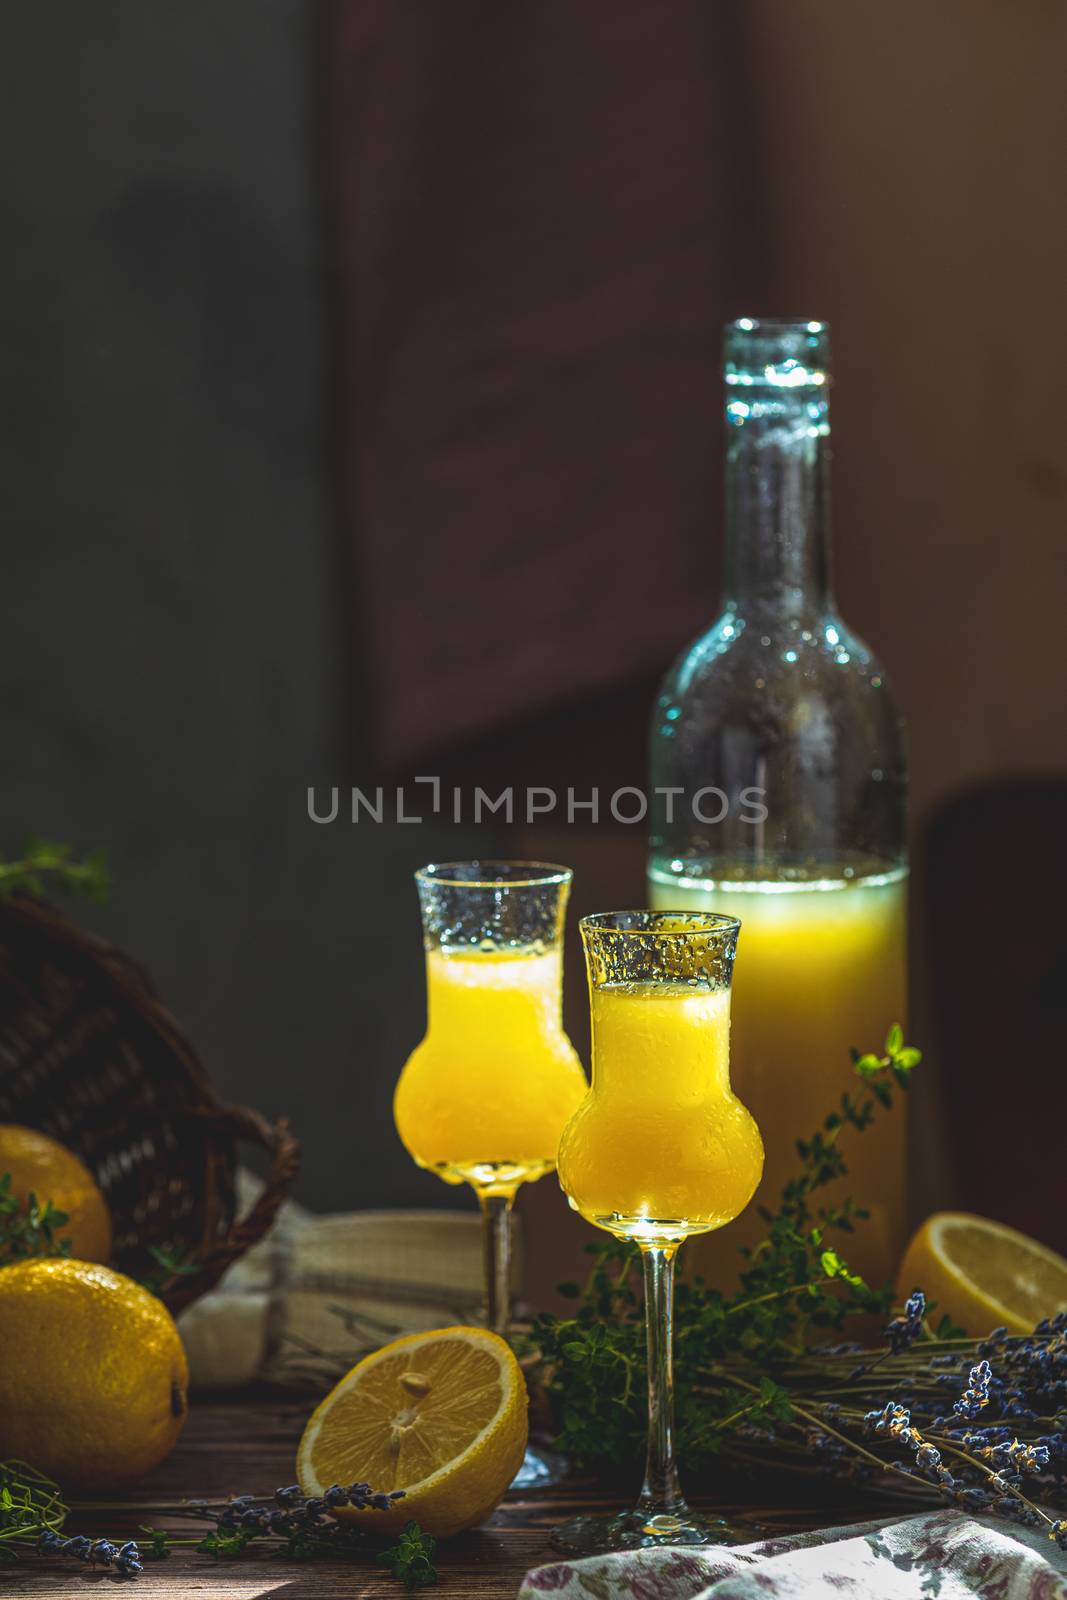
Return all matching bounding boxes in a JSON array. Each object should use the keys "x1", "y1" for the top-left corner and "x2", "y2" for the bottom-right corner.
[
  {"x1": 511, "y1": 1442, "x2": 568, "y2": 1491},
  {"x1": 551, "y1": 1508, "x2": 745, "y2": 1555}
]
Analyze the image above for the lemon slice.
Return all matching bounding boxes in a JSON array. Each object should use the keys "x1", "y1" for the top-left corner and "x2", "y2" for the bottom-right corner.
[
  {"x1": 296, "y1": 1326, "x2": 528, "y2": 1537},
  {"x1": 899, "y1": 1212, "x2": 1067, "y2": 1336}
]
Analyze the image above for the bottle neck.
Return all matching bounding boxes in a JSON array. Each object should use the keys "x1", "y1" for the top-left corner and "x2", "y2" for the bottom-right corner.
[{"x1": 722, "y1": 381, "x2": 833, "y2": 619}]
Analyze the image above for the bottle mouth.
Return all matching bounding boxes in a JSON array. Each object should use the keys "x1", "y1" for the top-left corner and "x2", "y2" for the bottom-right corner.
[{"x1": 724, "y1": 318, "x2": 830, "y2": 389}]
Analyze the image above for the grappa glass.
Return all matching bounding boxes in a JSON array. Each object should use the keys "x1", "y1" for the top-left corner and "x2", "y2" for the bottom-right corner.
[
  {"x1": 394, "y1": 861, "x2": 586, "y2": 1488},
  {"x1": 553, "y1": 911, "x2": 762, "y2": 1551}
]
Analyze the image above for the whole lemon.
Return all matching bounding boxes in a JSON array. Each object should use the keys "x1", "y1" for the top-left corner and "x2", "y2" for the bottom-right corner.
[
  {"x1": 0, "y1": 1124, "x2": 111, "y2": 1262},
  {"x1": 0, "y1": 1258, "x2": 189, "y2": 1488}
]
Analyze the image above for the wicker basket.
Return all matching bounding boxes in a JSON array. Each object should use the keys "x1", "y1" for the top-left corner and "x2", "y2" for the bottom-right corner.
[{"x1": 0, "y1": 896, "x2": 300, "y2": 1314}]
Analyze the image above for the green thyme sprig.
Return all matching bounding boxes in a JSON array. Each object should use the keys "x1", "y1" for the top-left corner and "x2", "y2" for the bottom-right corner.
[
  {"x1": 531, "y1": 1027, "x2": 922, "y2": 1472},
  {"x1": 0, "y1": 838, "x2": 109, "y2": 904},
  {"x1": 0, "y1": 1460, "x2": 67, "y2": 1558},
  {"x1": 136, "y1": 1243, "x2": 200, "y2": 1299},
  {"x1": 0, "y1": 1176, "x2": 73, "y2": 1268},
  {"x1": 532, "y1": 1026, "x2": 1067, "y2": 1538},
  {"x1": 731, "y1": 1024, "x2": 923, "y2": 1345},
  {"x1": 380, "y1": 1521, "x2": 438, "y2": 1589}
]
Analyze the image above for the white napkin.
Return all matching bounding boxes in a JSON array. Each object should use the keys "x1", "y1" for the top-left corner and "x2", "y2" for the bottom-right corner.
[{"x1": 177, "y1": 1172, "x2": 511, "y2": 1388}]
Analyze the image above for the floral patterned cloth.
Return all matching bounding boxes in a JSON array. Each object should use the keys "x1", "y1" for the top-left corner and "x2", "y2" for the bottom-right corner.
[{"x1": 520, "y1": 1510, "x2": 1067, "y2": 1600}]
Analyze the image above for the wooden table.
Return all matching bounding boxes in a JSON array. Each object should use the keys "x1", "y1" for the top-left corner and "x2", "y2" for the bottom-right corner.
[{"x1": 5, "y1": 1399, "x2": 872, "y2": 1597}]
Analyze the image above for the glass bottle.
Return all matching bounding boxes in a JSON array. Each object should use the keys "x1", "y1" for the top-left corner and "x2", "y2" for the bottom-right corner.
[{"x1": 647, "y1": 319, "x2": 907, "y2": 1289}]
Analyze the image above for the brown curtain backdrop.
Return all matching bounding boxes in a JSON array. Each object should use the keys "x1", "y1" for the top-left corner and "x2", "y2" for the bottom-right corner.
[{"x1": 331, "y1": 0, "x2": 765, "y2": 773}]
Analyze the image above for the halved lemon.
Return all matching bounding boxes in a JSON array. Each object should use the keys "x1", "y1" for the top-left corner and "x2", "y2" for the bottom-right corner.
[
  {"x1": 296, "y1": 1326, "x2": 528, "y2": 1537},
  {"x1": 899, "y1": 1212, "x2": 1067, "y2": 1336}
]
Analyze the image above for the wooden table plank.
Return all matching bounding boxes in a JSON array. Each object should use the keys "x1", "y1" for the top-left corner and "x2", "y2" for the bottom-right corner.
[{"x1": 3, "y1": 1399, "x2": 875, "y2": 1597}]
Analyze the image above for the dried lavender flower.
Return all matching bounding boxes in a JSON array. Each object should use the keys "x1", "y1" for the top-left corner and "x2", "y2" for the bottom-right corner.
[
  {"x1": 884, "y1": 1289, "x2": 925, "y2": 1355},
  {"x1": 953, "y1": 1359, "x2": 993, "y2": 1420}
]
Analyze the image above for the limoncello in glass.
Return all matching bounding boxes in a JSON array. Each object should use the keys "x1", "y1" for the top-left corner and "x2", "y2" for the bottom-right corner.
[
  {"x1": 395, "y1": 861, "x2": 587, "y2": 1490},
  {"x1": 558, "y1": 980, "x2": 762, "y2": 1243},
  {"x1": 554, "y1": 912, "x2": 762, "y2": 1554},
  {"x1": 396, "y1": 942, "x2": 586, "y2": 1195},
  {"x1": 648, "y1": 320, "x2": 907, "y2": 1289}
]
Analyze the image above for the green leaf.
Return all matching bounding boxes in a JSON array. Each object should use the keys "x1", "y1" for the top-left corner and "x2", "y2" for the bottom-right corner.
[
  {"x1": 0, "y1": 1173, "x2": 76, "y2": 1268},
  {"x1": 0, "y1": 838, "x2": 110, "y2": 904},
  {"x1": 139, "y1": 1526, "x2": 172, "y2": 1561},
  {"x1": 380, "y1": 1521, "x2": 438, "y2": 1590}
]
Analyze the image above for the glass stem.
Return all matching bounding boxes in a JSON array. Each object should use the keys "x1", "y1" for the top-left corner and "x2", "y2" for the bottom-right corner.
[
  {"x1": 637, "y1": 1244, "x2": 687, "y2": 1519},
  {"x1": 478, "y1": 1190, "x2": 515, "y2": 1337}
]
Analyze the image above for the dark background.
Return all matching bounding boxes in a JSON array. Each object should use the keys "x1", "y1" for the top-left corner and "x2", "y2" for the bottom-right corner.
[{"x1": 2, "y1": 2, "x2": 1065, "y2": 1299}]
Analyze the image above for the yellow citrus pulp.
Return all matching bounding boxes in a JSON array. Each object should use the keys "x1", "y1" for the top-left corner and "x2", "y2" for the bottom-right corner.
[
  {"x1": 394, "y1": 948, "x2": 586, "y2": 1194},
  {"x1": 899, "y1": 1212, "x2": 1067, "y2": 1336},
  {"x1": 297, "y1": 1326, "x2": 528, "y2": 1537},
  {"x1": 0, "y1": 1123, "x2": 111, "y2": 1262},
  {"x1": 0, "y1": 1257, "x2": 189, "y2": 1488},
  {"x1": 557, "y1": 981, "x2": 763, "y2": 1243}
]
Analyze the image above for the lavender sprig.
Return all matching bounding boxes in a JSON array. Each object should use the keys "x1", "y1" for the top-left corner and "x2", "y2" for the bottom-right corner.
[
  {"x1": 37, "y1": 1531, "x2": 142, "y2": 1576},
  {"x1": 861, "y1": 1358, "x2": 1066, "y2": 1549},
  {"x1": 23, "y1": 1470, "x2": 423, "y2": 1583},
  {"x1": 884, "y1": 1290, "x2": 926, "y2": 1356},
  {"x1": 952, "y1": 1359, "x2": 993, "y2": 1421},
  {"x1": 193, "y1": 1481, "x2": 406, "y2": 1556},
  {"x1": 688, "y1": 1308, "x2": 1067, "y2": 1538}
]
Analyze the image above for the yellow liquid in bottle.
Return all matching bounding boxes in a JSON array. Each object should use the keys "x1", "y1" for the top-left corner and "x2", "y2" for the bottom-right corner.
[
  {"x1": 394, "y1": 947, "x2": 587, "y2": 1196},
  {"x1": 648, "y1": 866, "x2": 907, "y2": 1285},
  {"x1": 556, "y1": 982, "x2": 763, "y2": 1246}
]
